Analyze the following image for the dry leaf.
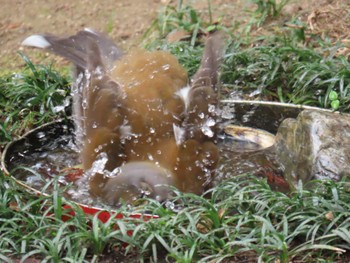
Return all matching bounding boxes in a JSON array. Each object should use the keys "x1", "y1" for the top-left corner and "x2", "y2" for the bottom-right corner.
[
  {"x1": 9, "y1": 201, "x2": 20, "y2": 211},
  {"x1": 166, "y1": 29, "x2": 191, "y2": 43},
  {"x1": 325, "y1": 211, "x2": 334, "y2": 221},
  {"x1": 307, "y1": 10, "x2": 319, "y2": 31}
]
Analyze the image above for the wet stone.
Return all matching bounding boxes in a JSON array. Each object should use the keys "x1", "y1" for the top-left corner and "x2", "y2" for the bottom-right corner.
[{"x1": 275, "y1": 110, "x2": 350, "y2": 188}]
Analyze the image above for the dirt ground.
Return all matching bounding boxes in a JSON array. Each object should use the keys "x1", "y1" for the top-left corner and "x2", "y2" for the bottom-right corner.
[
  {"x1": 0, "y1": 0, "x2": 242, "y2": 72},
  {"x1": 1, "y1": 0, "x2": 349, "y2": 74}
]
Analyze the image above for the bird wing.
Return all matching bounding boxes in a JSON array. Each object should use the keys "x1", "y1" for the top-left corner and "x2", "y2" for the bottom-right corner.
[
  {"x1": 22, "y1": 28, "x2": 123, "y2": 70},
  {"x1": 184, "y1": 31, "x2": 226, "y2": 142}
]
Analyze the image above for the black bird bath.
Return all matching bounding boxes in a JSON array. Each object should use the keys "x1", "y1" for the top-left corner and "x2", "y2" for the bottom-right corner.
[{"x1": 1, "y1": 100, "x2": 333, "y2": 221}]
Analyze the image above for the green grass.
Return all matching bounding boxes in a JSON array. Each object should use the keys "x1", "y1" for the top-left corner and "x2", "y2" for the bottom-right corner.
[
  {"x1": 149, "y1": 33, "x2": 350, "y2": 112},
  {"x1": 249, "y1": 0, "x2": 290, "y2": 27},
  {"x1": 221, "y1": 38, "x2": 350, "y2": 111},
  {"x1": 1, "y1": 172, "x2": 349, "y2": 262},
  {"x1": 143, "y1": 0, "x2": 218, "y2": 47},
  {"x1": 0, "y1": 54, "x2": 71, "y2": 145},
  {"x1": 144, "y1": 1, "x2": 350, "y2": 113}
]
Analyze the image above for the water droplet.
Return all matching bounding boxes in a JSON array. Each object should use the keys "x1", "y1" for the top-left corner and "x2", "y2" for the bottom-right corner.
[
  {"x1": 54, "y1": 97, "x2": 71, "y2": 113},
  {"x1": 94, "y1": 66, "x2": 103, "y2": 79},
  {"x1": 147, "y1": 154, "x2": 154, "y2": 161},
  {"x1": 208, "y1": 104, "x2": 215, "y2": 113},
  {"x1": 37, "y1": 132, "x2": 46, "y2": 139},
  {"x1": 165, "y1": 201, "x2": 175, "y2": 210},
  {"x1": 201, "y1": 125, "x2": 214, "y2": 137},
  {"x1": 54, "y1": 105, "x2": 65, "y2": 113},
  {"x1": 249, "y1": 89, "x2": 261, "y2": 97},
  {"x1": 142, "y1": 189, "x2": 151, "y2": 196},
  {"x1": 221, "y1": 106, "x2": 235, "y2": 119},
  {"x1": 94, "y1": 145, "x2": 103, "y2": 153},
  {"x1": 89, "y1": 152, "x2": 108, "y2": 174},
  {"x1": 201, "y1": 117, "x2": 216, "y2": 137},
  {"x1": 82, "y1": 99, "x2": 88, "y2": 109},
  {"x1": 162, "y1": 64, "x2": 170, "y2": 71},
  {"x1": 107, "y1": 167, "x2": 121, "y2": 177},
  {"x1": 206, "y1": 118, "x2": 216, "y2": 127}
]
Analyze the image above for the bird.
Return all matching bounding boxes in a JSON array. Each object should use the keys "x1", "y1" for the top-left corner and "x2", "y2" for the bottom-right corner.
[{"x1": 22, "y1": 28, "x2": 225, "y2": 205}]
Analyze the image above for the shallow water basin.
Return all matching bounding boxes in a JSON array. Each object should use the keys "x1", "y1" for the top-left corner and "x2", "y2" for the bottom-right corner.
[{"x1": 2, "y1": 101, "x2": 331, "y2": 218}]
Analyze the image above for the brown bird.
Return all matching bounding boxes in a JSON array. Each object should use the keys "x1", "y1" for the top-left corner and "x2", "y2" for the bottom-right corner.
[{"x1": 22, "y1": 28, "x2": 225, "y2": 205}]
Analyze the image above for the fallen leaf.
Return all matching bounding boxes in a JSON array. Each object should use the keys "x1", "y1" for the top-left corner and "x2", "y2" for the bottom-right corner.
[{"x1": 325, "y1": 211, "x2": 334, "y2": 221}]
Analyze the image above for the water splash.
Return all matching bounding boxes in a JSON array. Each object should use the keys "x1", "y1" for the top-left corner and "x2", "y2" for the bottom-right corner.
[
  {"x1": 221, "y1": 105, "x2": 235, "y2": 119},
  {"x1": 53, "y1": 97, "x2": 71, "y2": 113},
  {"x1": 201, "y1": 118, "x2": 216, "y2": 137},
  {"x1": 88, "y1": 153, "x2": 108, "y2": 175}
]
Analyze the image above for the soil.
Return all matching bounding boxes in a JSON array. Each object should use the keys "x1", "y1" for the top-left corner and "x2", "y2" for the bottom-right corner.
[
  {"x1": 1, "y1": 0, "x2": 348, "y2": 74},
  {"x1": 0, "y1": 0, "x2": 244, "y2": 73}
]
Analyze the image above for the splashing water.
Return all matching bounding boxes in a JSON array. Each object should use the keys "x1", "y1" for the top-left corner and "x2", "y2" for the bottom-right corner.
[
  {"x1": 201, "y1": 118, "x2": 216, "y2": 137},
  {"x1": 89, "y1": 152, "x2": 108, "y2": 175},
  {"x1": 221, "y1": 105, "x2": 235, "y2": 119},
  {"x1": 5, "y1": 102, "x2": 304, "y2": 209},
  {"x1": 53, "y1": 97, "x2": 71, "y2": 113},
  {"x1": 7, "y1": 125, "x2": 286, "y2": 209}
]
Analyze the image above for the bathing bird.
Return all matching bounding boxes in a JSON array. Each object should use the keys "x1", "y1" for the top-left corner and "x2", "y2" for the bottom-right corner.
[{"x1": 22, "y1": 29, "x2": 225, "y2": 204}]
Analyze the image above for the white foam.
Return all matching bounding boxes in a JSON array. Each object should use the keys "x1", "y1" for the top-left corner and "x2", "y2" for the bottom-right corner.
[{"x1": 22, "y1": 35, "x2": 51, "y2": 49}]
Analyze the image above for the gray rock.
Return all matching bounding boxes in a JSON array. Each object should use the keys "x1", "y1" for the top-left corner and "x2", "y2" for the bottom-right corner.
[{"x1": 275, "y1": 110, "x2": 350, "y2": 188}]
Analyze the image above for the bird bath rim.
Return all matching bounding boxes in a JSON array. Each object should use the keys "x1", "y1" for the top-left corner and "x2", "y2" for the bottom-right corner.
[
  {"x1": 0, "y1": 119, "x2": 151, "y2": 221},
  {"x1": 220, "y1": 99, "x2": 336, "y2": 112}
]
